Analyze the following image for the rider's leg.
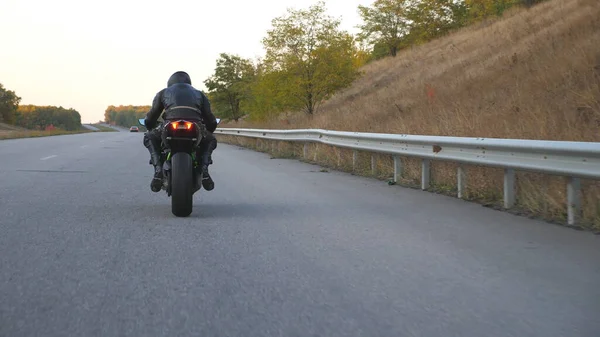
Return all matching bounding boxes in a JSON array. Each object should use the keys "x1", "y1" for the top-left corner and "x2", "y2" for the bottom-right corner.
[
  {"x1": 196, "y1": 132, "x2": 217, "y2": 191},
  {"x1": 143, "y1": 128, "x2": 163, "y2": 192}
]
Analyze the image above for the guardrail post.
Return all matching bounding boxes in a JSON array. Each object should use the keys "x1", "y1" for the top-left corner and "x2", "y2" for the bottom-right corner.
[
  {"x1": 567, "y1": 177, "x2": 581, "y2": 226},
  {"x1": 504, "y1": 168, "x2": 516, "y2": 209},
  {"x1": 371, "y1": 155, "x2": 377, "y2": 175},
  {"x1": 421, "y1": 159, "x2": 431, "y2": 190},
  {"x1": 457, "y1": 165, "x2": 466, "y2": 199},
  {"x1": 314, "y1": 144, "x2": 318, "y2": 161},
  {"x1": 303, "y1": 143, "x2": 308, "y2": 159},
  {"x1": 336, "y1": 148, "x2": 341, "y2": 167},
  {"x1": 352, "y1": 150, "x2": 358, "y2": 172},
  {"x1": 393, "y1": 156, "x2": 402, "y2": 182}
]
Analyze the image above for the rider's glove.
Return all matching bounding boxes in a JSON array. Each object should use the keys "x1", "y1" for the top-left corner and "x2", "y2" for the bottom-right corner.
[{"x1": 144, "y1": 118, "x2": 156, "y2": 130}]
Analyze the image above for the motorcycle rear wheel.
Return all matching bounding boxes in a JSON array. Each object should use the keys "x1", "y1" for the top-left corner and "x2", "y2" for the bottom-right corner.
[{"x1": 170, "y1": 152, "x2": 194, "y2": 217}]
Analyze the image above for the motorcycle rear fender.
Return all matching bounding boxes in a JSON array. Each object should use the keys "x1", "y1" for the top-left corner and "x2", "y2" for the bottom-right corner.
[{"x1": 160, "y1": 120, "x2": 204, "y2": 152}]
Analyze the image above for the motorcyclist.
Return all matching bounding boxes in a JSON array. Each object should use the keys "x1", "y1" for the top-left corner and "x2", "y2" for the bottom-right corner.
[{"x1": 142, "y1": 71, "x2": 218, "y2": 193}]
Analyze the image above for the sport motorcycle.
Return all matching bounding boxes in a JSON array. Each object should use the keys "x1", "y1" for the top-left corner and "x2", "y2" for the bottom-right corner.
[{"x1": 138, "y1": 117, "x2": 220, "y2": 217}]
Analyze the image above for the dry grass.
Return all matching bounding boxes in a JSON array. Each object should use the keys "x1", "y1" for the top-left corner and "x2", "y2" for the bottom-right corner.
[
  {"x1": 0, "y1": 129, "x2": 92, "y2": 140},
  {"x1": 0, "y1": 122, "x2": 28, "y2": 132},
  {"x1": 220, "y1": 0, "x2": 600, "y2": 230}
]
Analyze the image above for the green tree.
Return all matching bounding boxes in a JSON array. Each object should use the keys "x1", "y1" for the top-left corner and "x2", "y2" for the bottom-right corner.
[
  {"x1": 104, "y1": 105, "x2": 151, "y2": 128},
  {"x1": 357, "y1": 0, "x2": 411, "y2": 57},
  {"x1": 245, "y1": 60, "x2": 297, "y2": 121},
  {"x1": 464, "y1": 0, "x2": 520, "y2": 22},
  {"x1": 204, "y1": 53, "x2": 256, "y2": 122},
  {"x1": 262, "y1": 1, "x2": 361, "y2": 115},
  {"x1": 16, "y1": 105, "x2": 82, "y2": 130},
  {"x1": 407, "y1": 0, "x2": 469, "y2": 44},
  {"x1": 0, "y1": 83, "x2": 22, "y2": 124}
]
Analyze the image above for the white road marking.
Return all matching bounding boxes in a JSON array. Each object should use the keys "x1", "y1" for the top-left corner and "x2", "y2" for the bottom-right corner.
[
  {"x1": 80, "y1": 145, "x2": 89, "y2": 148},
  {"x1": 40, "y1": 155, "x2": 58, "y2": 160}
]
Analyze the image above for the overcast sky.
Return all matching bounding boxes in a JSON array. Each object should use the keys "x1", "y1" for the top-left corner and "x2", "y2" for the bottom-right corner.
[{"x1": 0, "y1": 0, "x2": 373, "y2": 123}]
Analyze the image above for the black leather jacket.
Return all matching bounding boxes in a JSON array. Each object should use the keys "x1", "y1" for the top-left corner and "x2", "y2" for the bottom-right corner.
[{"x1": 145, "y1": 83, "x2": 217, "y2": 133}]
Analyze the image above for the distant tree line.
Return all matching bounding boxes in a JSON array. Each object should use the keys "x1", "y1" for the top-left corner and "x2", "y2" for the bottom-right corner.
[
  {"x1": 204, "y1": 0, "x2": 549, "y2": 122},
  {"x1": 104, "y1": 105, "x2": 150, "y2": 128},
  {"x1": 17, "y1": 105, "x2": 82, "y2": 130},
  {"x1": 0, "y1": 83, "x2": 83, "y2": 130}
]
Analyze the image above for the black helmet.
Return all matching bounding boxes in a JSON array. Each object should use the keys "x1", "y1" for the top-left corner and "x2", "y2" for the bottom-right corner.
[{"x1": 167, "y1": 71, "x2": 192, "y2": 87}]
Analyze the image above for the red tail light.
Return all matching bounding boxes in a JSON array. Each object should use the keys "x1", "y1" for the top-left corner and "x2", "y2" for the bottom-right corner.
[{"x1": 170, "y1": 121, "x2": 194, "y2": 130}]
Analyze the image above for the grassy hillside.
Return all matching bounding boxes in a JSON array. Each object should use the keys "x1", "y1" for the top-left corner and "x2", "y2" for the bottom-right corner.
[{"x1": 220, "y1": 0, "x2": 600, "y2": 230}]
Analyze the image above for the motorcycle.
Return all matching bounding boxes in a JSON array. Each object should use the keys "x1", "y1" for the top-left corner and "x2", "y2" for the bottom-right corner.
[{"x1": 138, "y1": 117, "x2": 221, "y2": 217}]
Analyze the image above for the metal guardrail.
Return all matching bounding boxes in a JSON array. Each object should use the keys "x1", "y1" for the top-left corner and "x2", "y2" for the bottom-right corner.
[{"x1": 215, "y1": 128, "x2": 600, "y2": 226}]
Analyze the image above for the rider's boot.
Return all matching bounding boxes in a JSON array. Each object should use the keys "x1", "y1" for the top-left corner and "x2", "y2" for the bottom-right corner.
[
  {"x1": 151, "y1": 164, "x2": 163, "y2": 192},
  {"x1": 147, "y1": 142, "x2": 163, "y2": 193},
  {"x1": 198, "y1": 150, "x2": 214, "y2": 191},
  {"x1": 195, "y1": 135, "x2": 216, "y2": 191},
  {"x1": 144, "y1": 131, "x2": 164, "y2": 192},
  {"x1": 201, "y1": 165, "x2": 214, "y2": 191}
]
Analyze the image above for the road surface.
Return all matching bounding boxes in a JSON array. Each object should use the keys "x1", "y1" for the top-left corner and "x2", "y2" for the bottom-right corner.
[
  {"x1": 82, "y1": 124, "x2": 100, "y2": 131},
  {"x1": 1, "y1": 131, "x2": 599, "y2": 337},
  {"x1": 97, "y1": 123, "x2": 128, "y2": 132}
]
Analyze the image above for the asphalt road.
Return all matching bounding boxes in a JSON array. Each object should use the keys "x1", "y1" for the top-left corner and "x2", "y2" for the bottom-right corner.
[
  {"x1": 1, "y1": 131, "x2": 599, "y2": 337},
  {"x1": 82, "y1": 124, "x2": 100, "y2": 132},
  {"x1": 98, "y1": 123, "x2": 128, "y2": 132}
]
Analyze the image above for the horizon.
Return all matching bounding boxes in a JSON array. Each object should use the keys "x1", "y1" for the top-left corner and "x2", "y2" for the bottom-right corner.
[{"x1": 0, "y1": 0, "x2": 373, "y2": 123}]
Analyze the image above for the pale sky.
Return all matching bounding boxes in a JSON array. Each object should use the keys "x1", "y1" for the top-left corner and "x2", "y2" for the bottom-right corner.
[{"x1": 0, "y1": 0, "x2": 373, "y2": 123}]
